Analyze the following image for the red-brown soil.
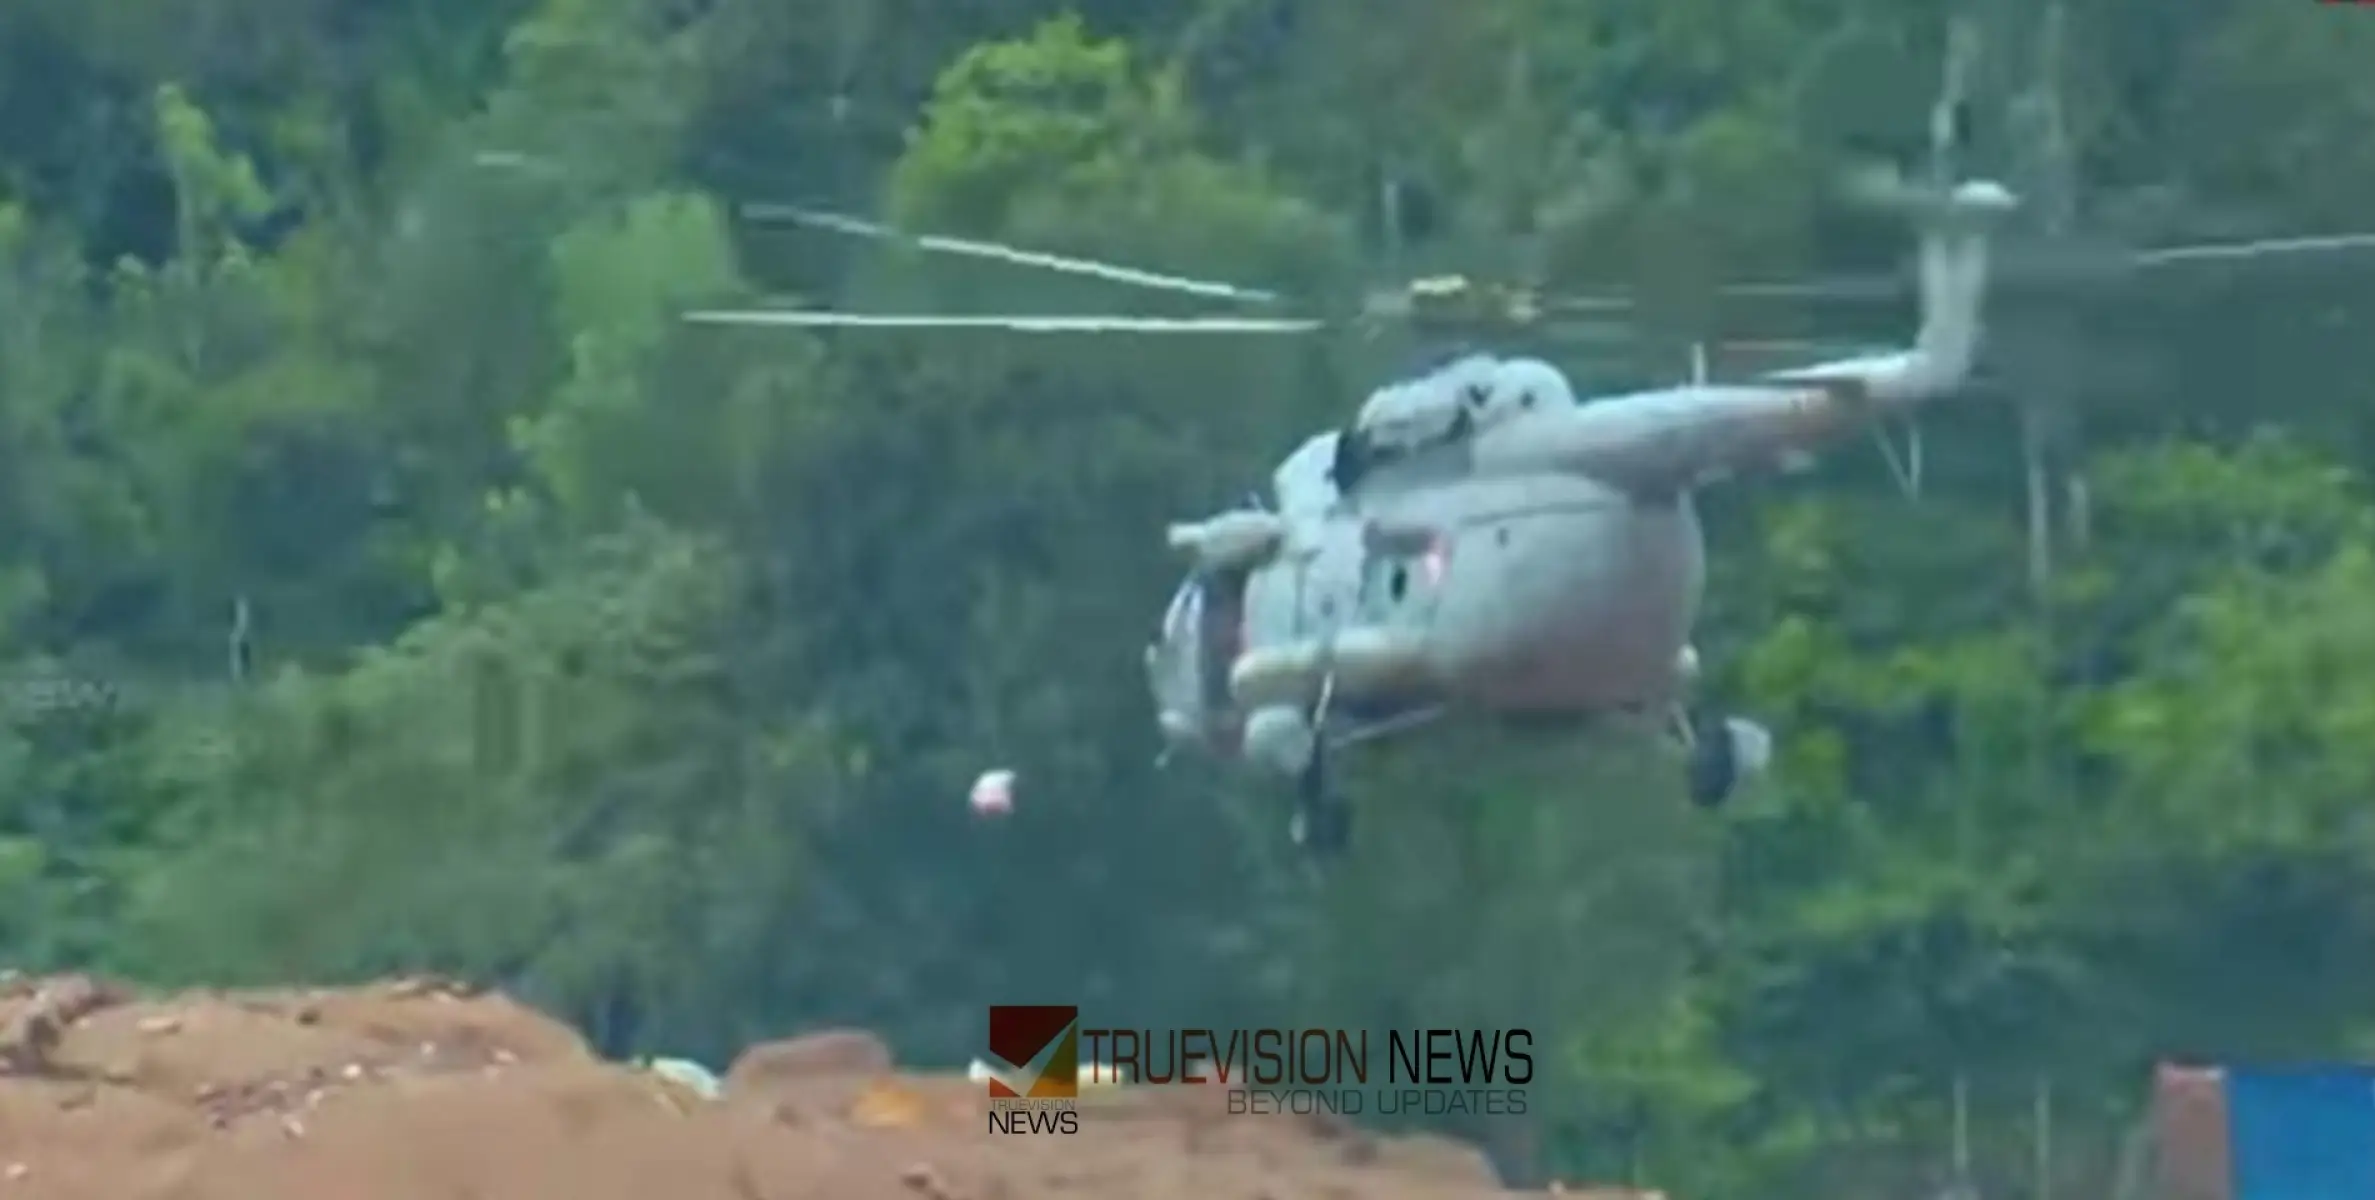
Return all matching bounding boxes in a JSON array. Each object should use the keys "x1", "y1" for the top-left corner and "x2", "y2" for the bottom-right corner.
[{"x1": 0, "y1": 973, "x2": 1653, "y2": 1200}]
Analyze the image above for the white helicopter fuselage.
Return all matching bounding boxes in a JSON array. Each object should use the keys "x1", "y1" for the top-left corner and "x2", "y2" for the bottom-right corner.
[
  {"x1": 1149, "y1": 434, "x2": 1709, "y2": 776},
  {"x1": 1327, "y1": 472, "x2": 1704, "y2": 713},
  {"x1": 1151, "y1": 177, "x2": 2018, "y2": 786}
]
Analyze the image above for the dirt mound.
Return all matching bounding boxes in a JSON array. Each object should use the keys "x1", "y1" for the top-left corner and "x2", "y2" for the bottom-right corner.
[{"x1": 0, "y1": 973, "x2": 1651, "y2": 1200}]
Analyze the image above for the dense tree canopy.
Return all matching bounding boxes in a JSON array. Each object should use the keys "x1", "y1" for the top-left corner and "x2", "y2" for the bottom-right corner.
[{"x1": 4, "y1": 0, "x2": 2375, "y2": 1195}]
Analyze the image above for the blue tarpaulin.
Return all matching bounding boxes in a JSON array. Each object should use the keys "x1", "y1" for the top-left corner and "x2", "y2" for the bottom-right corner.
[{"x1": 2226, "y1": 1067, "x2": 2375, "y2": 1200}]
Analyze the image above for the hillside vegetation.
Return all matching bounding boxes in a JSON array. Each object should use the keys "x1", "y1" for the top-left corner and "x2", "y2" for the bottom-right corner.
[{"x1": 4, "y1": 1, "x2": 2375, "y2": 1195}]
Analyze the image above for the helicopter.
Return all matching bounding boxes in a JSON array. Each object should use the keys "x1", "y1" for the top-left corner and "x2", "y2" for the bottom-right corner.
[
  {"x1": 1138, "y1": 177, "x2": 2015, "y2": 854},
  {"x1": 682, "y1": 97, "x2": 2375, "y2": 859},
  {"x1": 686, "y1": 167, "x2": 2013, "y2": 854}
]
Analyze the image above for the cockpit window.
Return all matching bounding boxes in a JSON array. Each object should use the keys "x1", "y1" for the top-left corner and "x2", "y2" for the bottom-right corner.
[
  {"x1": 1275, "y1": 431, "x2": 1343, "y2": 515},
  {"x1": 1161, "y1": 579, "x2": 1202, "y2": 643}
]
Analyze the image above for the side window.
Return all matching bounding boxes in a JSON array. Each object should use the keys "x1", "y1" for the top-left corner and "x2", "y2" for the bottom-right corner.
[{"x1": 1360, "y1": 537, "x2": 1446, "y2": 623}]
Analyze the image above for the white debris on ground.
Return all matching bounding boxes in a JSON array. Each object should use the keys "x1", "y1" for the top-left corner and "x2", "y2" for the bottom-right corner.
[
  {"x1": 641, "y1": 1055, "x2": 723, "y2": 1099},
  {"x1": 966, "y1": 1058, "x2": 1127, "y2": 1090}
]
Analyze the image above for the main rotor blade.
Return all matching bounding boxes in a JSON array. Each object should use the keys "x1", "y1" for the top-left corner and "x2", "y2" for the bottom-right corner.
[
  {"x1": 1696, "y1": 230, "x2": 2375, "y2": 308},
  {"x1": 1716, "y1": 276, "x2": 1906, "y2": 301},
  {"x1": 1724, "y1": 338, "x2": 1896, "y2": 358},
  {"x1": 1558, "y1": 275, "x2": 1905, "y2": 308},
  {"x1": 682, "y1": 309, "x2": 1325, "y2": 333},
  {"x1": 740, "y1": 204, "x2": 1287, "y2": 305},
  {"x1": 2134, "y1": 231, "x2": 2375, "y2": 268}
]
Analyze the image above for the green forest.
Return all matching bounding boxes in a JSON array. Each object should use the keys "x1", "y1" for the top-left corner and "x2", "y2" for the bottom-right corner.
[{"x1": 5, "y1": 0, "x2": 2375, "y2": 1195}]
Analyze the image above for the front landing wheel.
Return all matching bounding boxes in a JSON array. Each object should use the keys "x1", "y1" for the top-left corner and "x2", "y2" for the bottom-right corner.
[
  {"x1": 1290, "y1": 794, "x2": 1352, "y2": 856},
  {"x1": 1686, "y1": 712, "x2": 1774, "y2": 808}
]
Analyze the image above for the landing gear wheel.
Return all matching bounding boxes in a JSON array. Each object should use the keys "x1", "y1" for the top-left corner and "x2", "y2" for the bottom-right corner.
[
  {"x1": 1685, "y1": 710, "x2": 1739, "y2": 810},
  {"x1": 1291, "y1": 795, "x2": 1352, "y2": 856},
  {"x1": 1292, "y1": 746, "x2": 1351, "y2": 858}
]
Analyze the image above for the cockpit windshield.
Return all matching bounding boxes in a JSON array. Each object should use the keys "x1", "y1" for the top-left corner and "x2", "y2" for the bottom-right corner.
[
  {"x1": 1161, "y1": 577, "x2": 1202, "y2": 643},
  {"x1": 1273, "y1": 431, "x2": 1342, "y2": 516},
  {"x1": 1149, "y1": 569, "x2": 1246, "y2": 743},
  {"x1": 1353, "y1": 353, "x2": 1498, "y2": 448}
]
